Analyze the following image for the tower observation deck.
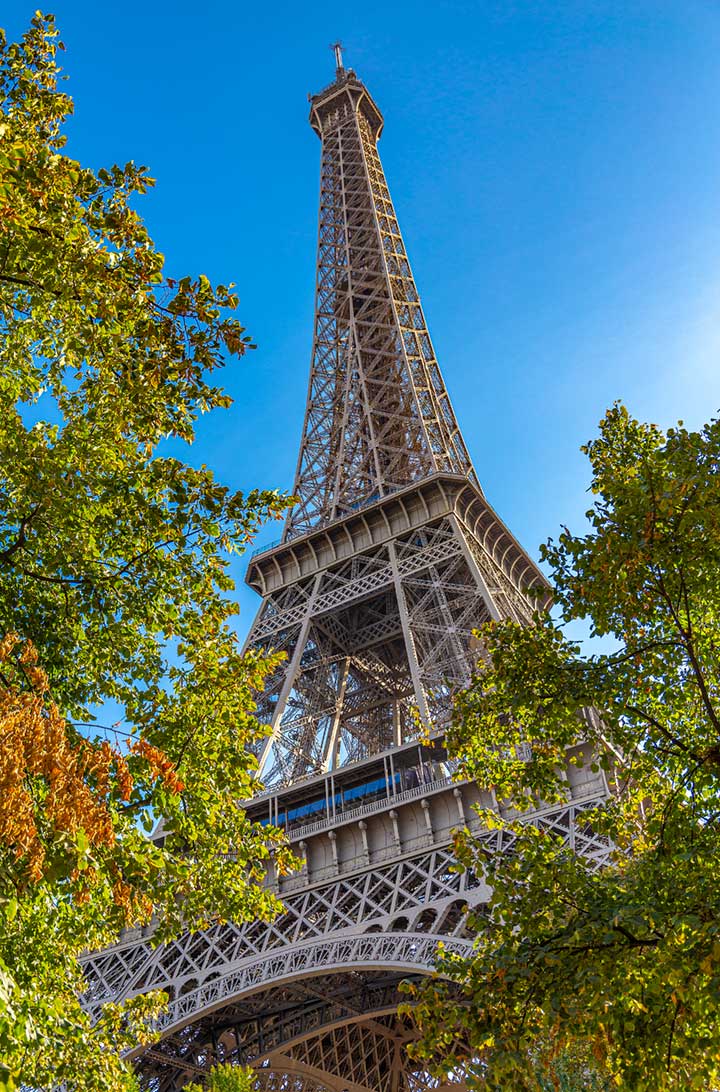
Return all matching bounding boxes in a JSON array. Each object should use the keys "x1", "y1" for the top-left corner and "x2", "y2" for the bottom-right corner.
[{"x1": 82, "y1": 55, "x2": 611, "y2": 1092}]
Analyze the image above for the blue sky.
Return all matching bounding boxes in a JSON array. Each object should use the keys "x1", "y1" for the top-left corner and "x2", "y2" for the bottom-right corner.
[{"x1": 5, "y1": 1, "x2": 720, "y2": 643}]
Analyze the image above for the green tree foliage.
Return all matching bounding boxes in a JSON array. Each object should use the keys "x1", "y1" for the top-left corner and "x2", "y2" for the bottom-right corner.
[
  {"x1": 0, "y1": 14, "x2": 295, "y2": 1090},
  {"x1": 405, "y1": 405, "x2": 720, "y2": 1091},
  {"x1": 185, "y1": 1064, "x2": 255, "y2": 1092}
]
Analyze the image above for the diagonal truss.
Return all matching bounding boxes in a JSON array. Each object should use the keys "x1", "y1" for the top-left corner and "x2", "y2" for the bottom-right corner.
[{"x1": 245, "y1": 482, "x2": 547, "y2": 788}]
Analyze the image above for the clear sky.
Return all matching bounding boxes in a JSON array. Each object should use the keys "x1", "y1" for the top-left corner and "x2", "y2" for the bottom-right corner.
[{"x1": 5, "y1": 1, "x2": 720, "y2": 643}]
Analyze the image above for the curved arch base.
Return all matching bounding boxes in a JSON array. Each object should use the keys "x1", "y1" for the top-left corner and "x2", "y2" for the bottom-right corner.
[{"x1": 134, "y1": 946, "x2": 470, "y2": 1092}]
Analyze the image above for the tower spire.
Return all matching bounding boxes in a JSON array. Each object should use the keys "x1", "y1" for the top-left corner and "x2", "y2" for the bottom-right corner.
[
  {"x1": 294, "y1": 67, "x2": 479, "y2": 540},
  {"x1": 331, "y1": 40, "x2": 344, "y2": 74}
]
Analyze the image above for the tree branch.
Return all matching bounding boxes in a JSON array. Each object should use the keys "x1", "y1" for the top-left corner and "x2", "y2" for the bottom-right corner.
[{"x1": 0, "y1": 505, "x2": 43, "y2": 565}]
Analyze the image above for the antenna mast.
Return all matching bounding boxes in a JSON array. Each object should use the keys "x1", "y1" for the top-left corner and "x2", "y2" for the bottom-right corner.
[{"x1": 331, "y1": 40, "x2": 344, "y2": 74}]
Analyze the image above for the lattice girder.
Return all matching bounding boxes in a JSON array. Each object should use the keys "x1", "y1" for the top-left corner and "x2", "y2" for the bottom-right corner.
[
  {"x1": 88, "y1": 788, "x2": 610, "y2": 1088},
  {"x1": 245, "y1": 480, "x2": 547, "y2": 788}
]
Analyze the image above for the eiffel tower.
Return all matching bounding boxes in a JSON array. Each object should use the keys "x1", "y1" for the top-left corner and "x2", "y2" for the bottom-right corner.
[{"x1": 83, "y1": 48, "x2": 611, "y2": 1092}]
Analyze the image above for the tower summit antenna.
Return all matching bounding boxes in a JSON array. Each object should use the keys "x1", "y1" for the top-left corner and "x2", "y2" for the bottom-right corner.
[{"x1": 331, "y1": 40, "x2": 344, "y2": 74}]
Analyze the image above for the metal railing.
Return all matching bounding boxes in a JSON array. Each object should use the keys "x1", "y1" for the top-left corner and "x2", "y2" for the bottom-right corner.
[
  {"x1": 250, "y1": 536, "x2": 284, "y2": 560},
  {"x1": 286, "y1": 766, "x2": 462, "y2": 842}
]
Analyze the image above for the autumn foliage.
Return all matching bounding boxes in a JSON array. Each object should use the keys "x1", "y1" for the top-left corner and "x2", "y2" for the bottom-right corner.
[
  {"x1": 1, "y1": 634, "x2": 119, "y2": 884},
  {"x1": 0, "y1": 631, "x2": 195, "y2": 931}
]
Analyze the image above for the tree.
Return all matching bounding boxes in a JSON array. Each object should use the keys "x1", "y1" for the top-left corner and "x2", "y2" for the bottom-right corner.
[
  {"x1": 0, "y1": 14, "x2": 294, "y2": 1090},
  {"x1": 185, "y1": 1064, "x2": 255, "y2": 1092},
  {"x1": 405, "y1": 405, "x2": 720, "y2": 1091}
]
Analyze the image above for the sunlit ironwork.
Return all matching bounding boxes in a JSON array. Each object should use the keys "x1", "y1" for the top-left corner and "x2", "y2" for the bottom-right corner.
[{"x1": 85, "y1": 58, "x2": 610, "y2": 1091}]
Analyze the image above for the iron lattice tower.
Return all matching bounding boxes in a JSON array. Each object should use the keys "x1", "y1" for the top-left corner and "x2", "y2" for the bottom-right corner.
[{"x1": 84, "y1": 53, "x2": 610, "y2": 1092}]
